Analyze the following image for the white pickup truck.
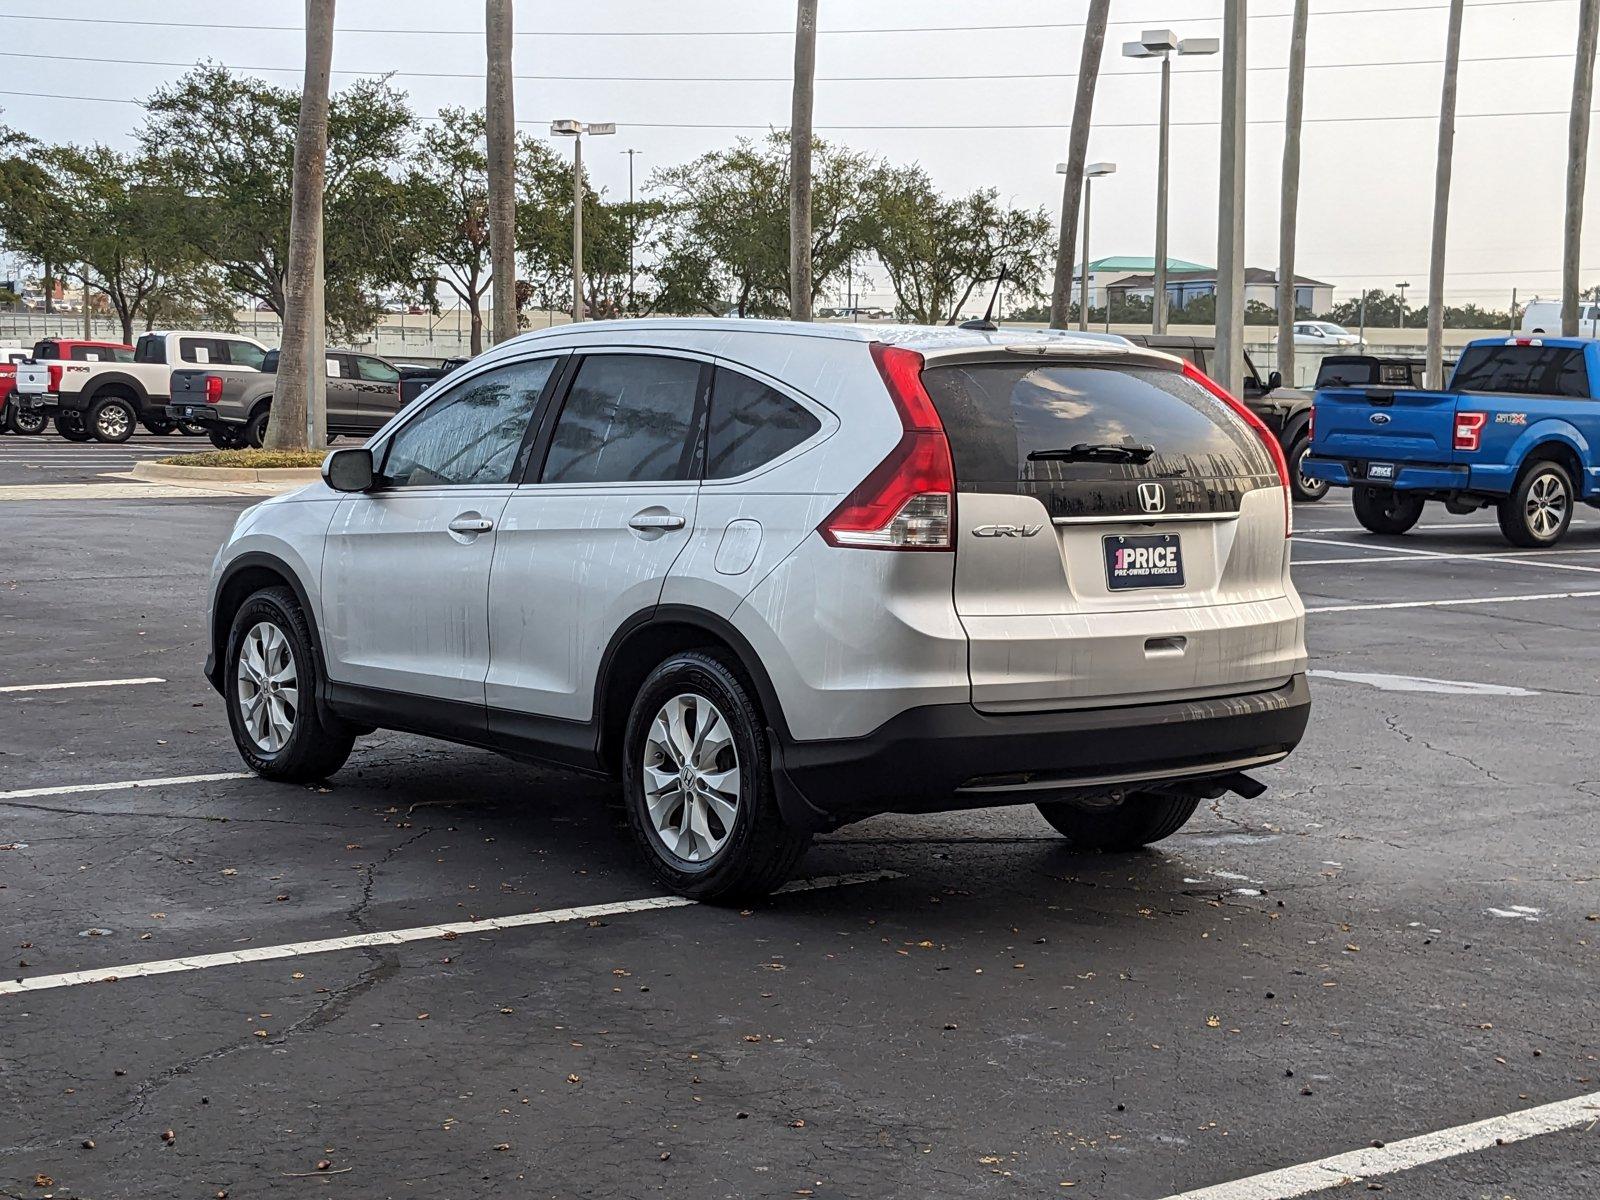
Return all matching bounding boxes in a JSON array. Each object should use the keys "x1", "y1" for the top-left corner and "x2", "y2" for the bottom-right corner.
[{"x1": 15, "y1": 330, "x2": 270, "y2": 442}]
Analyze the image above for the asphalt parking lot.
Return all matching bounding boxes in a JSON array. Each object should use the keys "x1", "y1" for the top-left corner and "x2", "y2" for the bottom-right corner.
[
  {"x1": 0, "y1": 430, "x2": 207, "y2": 486},
  {"x1": 2, "y1": 445, "x2": 1596, "y2": 1199}
]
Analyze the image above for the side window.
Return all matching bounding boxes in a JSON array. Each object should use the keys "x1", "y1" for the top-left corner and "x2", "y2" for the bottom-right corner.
[
  {"x1": 134, "y1": 336, "x2": 165, "y2": 365},
  {"x1": 706, "y1": 368, "x2": 821, "y2": 479},
  {"x1": 76, "y1": 348, "x2": 106, "y2": 362},
  {"x1": 379, "y1": 358, "x2": 556, "y2": 487},
  {"x1": 179, "y1": 337, "x2": 223, "y2": 364},
  {"x1": 225, "y1": 341, "x2": 268, "y2": 371},
  {"x1": 541, "y1": 354, "x2": 705, "y2": 485},
  {"x1": 357, "y1": 356, "x2": 400, "y2": 383}
]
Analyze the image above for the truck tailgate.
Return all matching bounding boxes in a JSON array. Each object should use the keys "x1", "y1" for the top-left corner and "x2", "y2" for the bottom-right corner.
[{"x1": 1311, "y1": 386, "x2": 1457, "y2": 461}]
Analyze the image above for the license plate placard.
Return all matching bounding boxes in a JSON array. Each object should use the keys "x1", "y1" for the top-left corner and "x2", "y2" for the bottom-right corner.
[
  {"x1": 1367, "y1": 462, "x2": 1395, "y2": 481},
  {"x1": 1103, "y1": 533, "x2": 1185, "y2": 590}
]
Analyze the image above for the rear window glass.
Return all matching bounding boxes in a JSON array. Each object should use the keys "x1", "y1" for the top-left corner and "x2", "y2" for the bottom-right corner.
[
  {"x1": 920, "y1": 362, "x2": 1268, "y2": 489},
  {"x1": 706, "y1": 368, "x2": 820, "y2": 479},
  {"x1": 1450, "y1": 345, "x2": 1590, "y2": 397},
  {"x1": 135, "y1": 336, "x2": 166, "y2": 365}
]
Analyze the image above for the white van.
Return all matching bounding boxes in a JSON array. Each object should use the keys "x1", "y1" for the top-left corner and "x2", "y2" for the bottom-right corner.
[{"x1": 1520, "y1": 299, "x2": 1600, "y2": 335}]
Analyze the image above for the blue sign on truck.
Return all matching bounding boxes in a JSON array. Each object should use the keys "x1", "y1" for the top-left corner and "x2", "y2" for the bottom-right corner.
[{"x1": 1302, "y1": 337, "x2": 1599, "y2": 547}]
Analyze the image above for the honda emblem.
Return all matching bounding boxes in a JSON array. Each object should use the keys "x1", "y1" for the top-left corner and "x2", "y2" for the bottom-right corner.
[{"x1": 1137, "y1": 482, "x2": 1166, "y2": 514}]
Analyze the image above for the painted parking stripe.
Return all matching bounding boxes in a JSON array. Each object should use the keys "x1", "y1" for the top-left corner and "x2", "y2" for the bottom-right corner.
[
  {"x1": 1307, "y1": 669, "x2": 1536, "y2": 696},
  {"x1": 1308, "y1": 589, "x2": 1600, "y2": 614},
  {"x1": 1295, "y1": 519, "x2": 1593, "y2": 536},
  {"x1": 0, "y1": 870, "x2": 902, "y2": 997},
  {"x1": 0, "y1": 771, "x2": 251, "y2": 801},
  {"x1": 1156, "y1": 1090, "x2": 1600, "y2": 1200},
  {"x1": 0, "y1": 675, "x2": 165, "y2": 695},
  {"x1": 1294, "y1": 546, "x2": 1600, "y2": 568}
]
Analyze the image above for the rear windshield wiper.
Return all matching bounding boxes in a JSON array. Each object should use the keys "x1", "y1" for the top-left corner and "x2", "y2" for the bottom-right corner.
[{"x1": 1028, "y1": 442, "x2": 1155, "y2": 464}]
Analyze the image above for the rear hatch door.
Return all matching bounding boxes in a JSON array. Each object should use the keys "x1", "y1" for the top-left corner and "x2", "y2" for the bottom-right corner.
[
  {"x1": 1310, "y1": 386, "x2": 1457, "y2": 464},
  {"x1": 920, "y1": 352, "x2": 1301, "y2": 713}
]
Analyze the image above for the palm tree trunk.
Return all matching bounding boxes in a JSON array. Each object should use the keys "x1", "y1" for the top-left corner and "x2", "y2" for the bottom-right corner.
[
  {"x1": 266, "y1": 0, "x2": 334, "y2": 452},
  {"x1": 1563, "y1": 0, "x2": 1600, "y2": 336},
  {"x1": 1049, "y1": 0, "x2": 1111, "y2": 330},
  {"x1": 1426, "y1": 0, "x2": 1465, "y2": 390},
  {"x1": 486, "y1": 0, "x2": 518, "y2": 344},
  {"x1": 1276, "y1": 0, "x2": 1309, "y2": 388},
  {"x1": 1215, "y1": 0, "x2": 1249, "y2": 397},
  {"x1": 789, "y1": 0, "x2": 818, "y2": 320}
]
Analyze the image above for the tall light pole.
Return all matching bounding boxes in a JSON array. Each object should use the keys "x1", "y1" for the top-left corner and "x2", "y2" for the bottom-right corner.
[
  {"x1": 622, "y1": 148, "x2": 642, "y2": 315},
  {"x1": 1396, "y1": 280, "x2": 1410, "y2": 328},
  {"x1": 1214, "y1": 5, "x2": 1247, "y2": 398},
  {"x1": 1060, "y1": 162, "x2": 1116, "y2": 332},
  {"x1": 1427, "y1": 0, "x2": 1465, "y2": 389},
  {"x1": 1124, "y1": 28, "x2": 1219, "y2": 334},
  {"x1": 551, "y1": 119, "x2": 615, "y2": 323}
]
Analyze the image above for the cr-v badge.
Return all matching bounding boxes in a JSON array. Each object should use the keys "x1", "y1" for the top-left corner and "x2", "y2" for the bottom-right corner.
[{"x1": 972, "y1": 523, "x2": 1043, "y2": 538}]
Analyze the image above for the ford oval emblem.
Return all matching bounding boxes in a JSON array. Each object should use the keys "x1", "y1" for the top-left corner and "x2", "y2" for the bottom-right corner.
[{"x1": 1369, "y1": 412, "x2": 1392, "y2": 425}]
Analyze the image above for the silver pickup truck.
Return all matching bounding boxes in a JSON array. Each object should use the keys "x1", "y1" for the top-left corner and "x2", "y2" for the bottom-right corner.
[{"x1": 169, "y1": 348, "x2": 403, "y2": 448}]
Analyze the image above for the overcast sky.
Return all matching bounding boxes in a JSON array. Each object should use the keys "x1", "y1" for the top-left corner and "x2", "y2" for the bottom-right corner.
[{"x1": 0, "y1": 0, "x2": 1593, "y2": 308}]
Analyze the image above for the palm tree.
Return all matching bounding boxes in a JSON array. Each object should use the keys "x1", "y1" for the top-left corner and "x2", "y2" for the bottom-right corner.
[
  {"x1": 1276, "y1": 0, "x2": 1310, "y2": 387},
  {"x1": 265, "y1": 0, "x2": 335, "y2": 452},
  {"x1": 1563, "y1": 0, "x2": 1599, "y2": 335},
  {"x1": 789, "y1": 0, "x2": 818, "y2": 320},
  {"x1": 1426, "y1": 0, "x2": 1464, "y2": 390},
  {"x1": 486, "y1": 0, "x2": 517, "y2": 343},
  {"x1": 1049, "y1": 0, "x2": 1111, "y2": 330}
]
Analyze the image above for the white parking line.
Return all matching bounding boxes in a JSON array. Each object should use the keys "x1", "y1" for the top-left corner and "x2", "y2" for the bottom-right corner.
[
  {"x1": 1307, "y1": 669, "x2": 1536, "y2": 696},
  {"x1": 1157, "y1": 1090, "x2": 1600, "y2": 1199},
  {"x1": 0, "y1": 771, "x2": 251, "y2": 801},
  {"x1": 1294, "y1": 546, "x2": 1600, "y2": 569},
  {"x1": 0, "y1": 676, "x2": 165, "y2": 695},
  {"x1": 0, "y1": 870, "x2": 902, "y2": 997},
  {"x1": 1308, "y1": 589, "x2": 1600, "y2": 614},
  {"x1": 1296, "y1": 519, "x2": 1593, "y2": 536}
]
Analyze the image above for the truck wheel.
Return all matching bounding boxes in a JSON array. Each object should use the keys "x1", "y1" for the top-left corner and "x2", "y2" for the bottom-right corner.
[
  {"x1": 6, "y1": 406, "x2": 47, "y2": 436},
  {"x1": 54, "y1": 411, "x2": 92, "y2": 442},
  {"x1": 1352, "y1": 486, "x2": 1424, "y2": 535},
  {"x1": 88, "y1": 396, "x2": 136, "y2": 443},
  {"x1": 208, "y1": 428, "x2": 244, "y2": 450},
  {"x1": 1036, "y1": 792, "x2": 1201, "y2": 851},
  {"x1": 244, "y1": 408, "x2": 271, "y2": 449},
  {"x1": 142, "y1": 416, "x2": 176, "y2": 436},
  {"x1": 177, "y1": 418, "x2": 209, "y2": 436},
  {"x1": 1497, "y1": 459, "x2": 1573, "y2": 548},
  {"x1": 1288, "y1": 435, "x2": 1328, "y2": 502}
]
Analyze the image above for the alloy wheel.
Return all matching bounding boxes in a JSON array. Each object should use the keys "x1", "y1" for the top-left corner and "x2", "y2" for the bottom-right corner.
[
  {"x1": 641, "y1": 693, "x2": 740, "y2": 864},
  {"x1": 1525, "y1": 471, "x2": 1568, "y2": 540},
  {"x1": 235, "y1": 621, "x2": 299, "y2": 753},
  {"x1": 96, "y1": 403, "x2": 132, "y2": 440}
]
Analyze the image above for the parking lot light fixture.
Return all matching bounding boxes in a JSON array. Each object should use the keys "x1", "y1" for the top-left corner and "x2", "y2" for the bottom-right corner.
[
  {"x1": 1124, "y1": 28, "x2": 1219, "y2": 334},
  {"x1": 1079, "y1": 163, "x2": 1117, "y2": 332},
  {"x1": 550, "y1": 120, "x2": 616, "y2": 322}
]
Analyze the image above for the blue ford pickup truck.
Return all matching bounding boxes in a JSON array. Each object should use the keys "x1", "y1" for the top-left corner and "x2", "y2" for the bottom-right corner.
[{"x1": 1303, "y1": 337, "x2": 1600, "y2": 547}]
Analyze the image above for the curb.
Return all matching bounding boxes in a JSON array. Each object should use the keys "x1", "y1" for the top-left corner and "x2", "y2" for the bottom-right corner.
[{"x1": 131, "y1": 460, "x2": 323, "y2": 485}]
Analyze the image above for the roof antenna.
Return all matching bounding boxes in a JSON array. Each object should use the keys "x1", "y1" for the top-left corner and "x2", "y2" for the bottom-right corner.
[{"x1": 954, "y1": 265, "x2": 1007, "y2": 331}]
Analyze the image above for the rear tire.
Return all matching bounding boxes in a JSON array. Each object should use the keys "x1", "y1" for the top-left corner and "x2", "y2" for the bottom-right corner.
[
  {"x1": 1036, "y1": 792, "x2": 1201, "y2": 851},
  {"x1": 224, "y1": 587, "x2": 354, "y2": 783},
  {"x1": 621, "y1": 651, "x2": 811, "y2": 902},
  {"x1": 6, "y1": 405, "x2": 47, "y2": 436},
  {"x1": 177, "y1": 418, "x2": 209, "y2": 436},
  {"x1": 54, "y1": 411, "x2": 91, "y2": 442},
  {"x1": 142, "y1": 416, "x2": 176, "y2": 436},
  {"x1": 1288, "y1": 434, "x2": 1328, "y2": 502},
  {"x1": 1497, "y1": 458, "x2": 1573, "y2": 548},
  {"x1": 208, "y1": 427, "x2": 245, "y2": 450},
  {"x1": 88, "y1": 395, "x2": 136, "y2": 443},
  {"x1": 1351, "y1": 486, "x2": 1424, "y2": 535},
  {"x1": 244, "y1": 407, "x2": 271, "y2": 449}
]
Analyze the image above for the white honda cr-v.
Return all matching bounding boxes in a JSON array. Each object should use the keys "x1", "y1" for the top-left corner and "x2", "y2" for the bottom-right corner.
[{"x1": 205, "y1": 320, "x2": 1310, "y2": 899}]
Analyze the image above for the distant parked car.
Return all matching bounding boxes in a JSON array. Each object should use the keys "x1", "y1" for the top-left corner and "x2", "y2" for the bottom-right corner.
[
  {"x1": 397, "y1": 357, "x2": 472, "y2": 407},
  {"x1": 1291, "y1": 321, "x2": 1362, "y2": 349},
  {"x1": 170, "y1": 348, "x2": 404, "y2": 448}
]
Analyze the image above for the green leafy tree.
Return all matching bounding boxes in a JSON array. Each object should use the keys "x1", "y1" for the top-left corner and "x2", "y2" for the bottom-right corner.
[
  {"x1": 140, "y1": 64, "x2": 418, "y2": 340},
  {"x1": 0, "y1": 128, "x2": 75, "y2": 315},
  {"x1": 516, "y1": 137, "x2": 644, "y2": 319},
  {"x1": 403, "y1": 107, "x2": 494, "y2": 353}
]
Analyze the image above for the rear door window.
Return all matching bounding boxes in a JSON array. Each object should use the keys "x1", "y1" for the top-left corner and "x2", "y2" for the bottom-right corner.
[
  {"x1": 1450, "y1": 345, "x2": 1591, "y2": 398},
  {"x1": 920, "y1": 360, "x2": 1274, "y2": 519},
  {"x1": 134, "y1": 336, "x2": 166, "y2": 364},
  {"x1": 178, "y1": 337, "x2": 226, "y2": 365},
  {"x1": 540, "y1": 354, "x2": 706, "y2": 485},
  {"x1": 706, "y1": 368, "x2": 820, "y2": 479},
  {"x1": 223, "y1": 341, "x2": 268, "y2": 371}
]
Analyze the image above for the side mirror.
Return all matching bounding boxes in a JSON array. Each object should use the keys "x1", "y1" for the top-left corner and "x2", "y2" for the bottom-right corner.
[
  {"x1": 1266, "y1": 370, "x2": 1282, "y2": 392},
  {"x1": 323, "y1": 446, "x2": 374, "y2": 493}
]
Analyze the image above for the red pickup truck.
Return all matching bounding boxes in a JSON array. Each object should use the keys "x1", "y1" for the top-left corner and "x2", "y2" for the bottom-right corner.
[{"x1": 3, "y1": 339, "x2": 138, "y2": 436}]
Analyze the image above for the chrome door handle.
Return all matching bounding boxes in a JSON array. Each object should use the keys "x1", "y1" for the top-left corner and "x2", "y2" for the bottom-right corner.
[
  {"x1": 628, "y1": 513, "x2": 685, "y2": 531},
  {"x1": 448, "y1": 516, "x2": 494, "y2": 534}
]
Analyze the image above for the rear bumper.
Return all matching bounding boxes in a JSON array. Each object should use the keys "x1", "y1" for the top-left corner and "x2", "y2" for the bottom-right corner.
[
  {"x1": 1302, "y1": 456, "x2": 1469, "y2": 491},
  {"x1": 769, "y1": 674, "x2": 1311, "y2": 831}
]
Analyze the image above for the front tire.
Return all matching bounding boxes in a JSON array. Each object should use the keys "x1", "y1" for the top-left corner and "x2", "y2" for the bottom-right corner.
[
  {"x1": 1036, "y1": 792, "x2": 1201, "y2": 851},
  {"x1": 88, "y1": 395, "x2": 136, "y2": 443},
  {"x1": 1288, "y1": 435, "x2": 1328, "y2": 502},
  {"x1": 6, "y1": 405, "x2": 47, "y2": 436},
  {"x1": 224, "y1": 587, "x2": 354, "y2": 783},
  {"x1": 1497, "y1": 459, "x2": 1573, "y2": 548},
  {"x1": 55, "y1": 411, "x2": 91, "y2": 442},
  {"x1": 621, "y1": 651, "x2": 811, "y2": 902},
  {"x1": 1352, "y1": 486, "x2": 1424, "y2": 535}
]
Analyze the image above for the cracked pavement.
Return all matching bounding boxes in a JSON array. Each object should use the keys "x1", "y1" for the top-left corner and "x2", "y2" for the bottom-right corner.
[{"x1": 2, "y1": 496, "x2": 1598, "y2": 1198}]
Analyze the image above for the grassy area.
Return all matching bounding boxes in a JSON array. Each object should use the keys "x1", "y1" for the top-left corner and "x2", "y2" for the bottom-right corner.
[{"x1": 158, "y1": 449, "x2": 327, "y2": 469}]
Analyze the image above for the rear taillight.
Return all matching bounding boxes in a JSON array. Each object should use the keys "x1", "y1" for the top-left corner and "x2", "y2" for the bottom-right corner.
[
  {"x1": 1181, "y1": 360, "x2": 1292, "y2": 537},
  {"x1": 1454, "y1": 411, "x2": 1487, "y2": 452},
  {"x1": 820, "y1": 343, "x2": 954, "y2": 550},
  {"x1": 204, "y1": 375, "x2": 223, "y2": 404},
  {"x1": 47, "y1": 364, "x2": 62, "y2": 392}
]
